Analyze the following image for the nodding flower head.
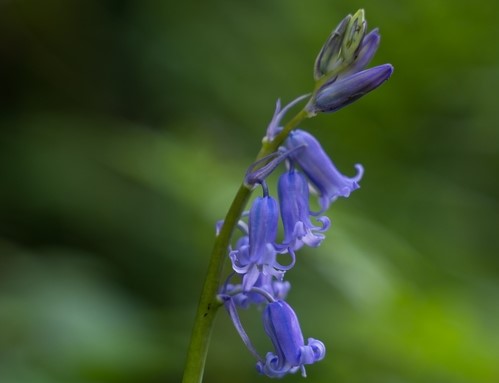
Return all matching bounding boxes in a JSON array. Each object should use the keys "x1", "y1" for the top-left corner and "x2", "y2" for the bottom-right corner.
[
  {"x1": 257, "y1": 300, "x2": 326, "y2": 378},
  {"x1": 284, "y1": 129, "x2": 363, "y2": 212},
  {"x1": 278, "y1": 169, "x2": 330, "y2": 251},
  {"x1": 229, "y1": 195, "x2": 294, "y2": 291}
]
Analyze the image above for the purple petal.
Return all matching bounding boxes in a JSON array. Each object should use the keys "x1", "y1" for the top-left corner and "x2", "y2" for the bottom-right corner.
[
  {"x1": 285, "y1": 130, "x2": 364, "y2": 211},
  {"x1": 310, "y1": 64, "x2": 394, "y2": 114}
]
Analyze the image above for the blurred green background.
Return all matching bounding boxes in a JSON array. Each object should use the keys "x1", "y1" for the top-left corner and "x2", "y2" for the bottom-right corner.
[{"x1": 1, "y1": 0, "x2": 498, "y2": 382}]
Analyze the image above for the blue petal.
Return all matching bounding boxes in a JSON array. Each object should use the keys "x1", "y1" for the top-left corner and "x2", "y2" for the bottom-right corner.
[
  {"x1": 285, "y1": 130, "x2": 363, "y2": 211},
  {"x1": 278, "y1": 169, "x2": 331, "y2": 250},
  {"x1": 258, "y1": 300, "x2": 326, "y2": 378}
]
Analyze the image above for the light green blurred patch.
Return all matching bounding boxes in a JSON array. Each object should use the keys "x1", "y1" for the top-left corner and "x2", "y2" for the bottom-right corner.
[
  {"x1": 310, "y1": 211, "x2": 499, "y2": 383},
  {"x1": 0, "y1": 243, "x2": 174, "y2": 383}
]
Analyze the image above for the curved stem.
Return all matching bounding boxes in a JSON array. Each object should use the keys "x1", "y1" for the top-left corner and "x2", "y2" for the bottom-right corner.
[
  {"x1": 181, "y1": 184, "x2": 251, "y2": 383},
  {"x1": 181, "y1": 107, "x2": 309, "y2": 383}
]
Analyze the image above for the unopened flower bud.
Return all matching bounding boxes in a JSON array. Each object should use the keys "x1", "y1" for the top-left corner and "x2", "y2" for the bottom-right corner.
[
  {"x1": 313, "y1": 9, "x2": 390, "y2": 88},
  {"x1": 341, "y1": 28, "x2": 380, "y2": 77},
  {"x1": 314, "y1": 14, "x2": 351, "y2": 80},
  {"x1": 341, "y1": 9, "x2": 367, "y2": 64},
  {"x1": 308, "y1": 64, "x2": 393, "y2": 115}
]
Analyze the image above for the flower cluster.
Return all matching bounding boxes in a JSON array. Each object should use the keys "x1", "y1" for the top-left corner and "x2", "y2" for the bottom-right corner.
[
  {"x1": 219, "y1": 106, "x2": 361, "y2": 377},
  {"x1": 217, "y1": 9, "x2": 392, "y2": 379},
  {"x1": 307, "y1": 9, "x2": 393, "y2": 116}
]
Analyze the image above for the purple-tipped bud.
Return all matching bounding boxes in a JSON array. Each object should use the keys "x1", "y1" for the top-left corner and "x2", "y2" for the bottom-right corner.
[
  {"x1": 284, "y1": 130, "x2": 363, "y2": 212},
  {"x1": 342, "y1": 28, "x2": 380, "y2": 76},
  {"x1": 256, "y1": 300, "x2": 326, "y2": 378},
  {"x1": 308, "y1": 64, "x2": 393, "y2": 114}
]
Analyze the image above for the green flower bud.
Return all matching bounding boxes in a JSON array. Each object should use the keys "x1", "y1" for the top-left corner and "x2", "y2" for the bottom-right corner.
[
  {"x1": 341, "y1": 9, "x2": 367, "y2": 64},
  {"x1": 313, "y1": 14, "x2": 351, "y2": 80}
]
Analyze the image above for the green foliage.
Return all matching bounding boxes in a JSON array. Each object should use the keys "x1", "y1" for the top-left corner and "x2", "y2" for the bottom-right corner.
[{"x1": 1, "y1": 0, "x2": 498, "y2": 382}]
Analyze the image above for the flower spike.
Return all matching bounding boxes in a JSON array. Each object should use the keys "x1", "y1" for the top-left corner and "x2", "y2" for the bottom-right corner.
[{"x1": 205, "y1": 10, "x2": 393, "y2": 380}]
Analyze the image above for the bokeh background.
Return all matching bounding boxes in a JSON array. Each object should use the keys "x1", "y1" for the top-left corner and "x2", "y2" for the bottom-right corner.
[{"x1": 1, "y1": 1, "x2": 498, "y2": 382}]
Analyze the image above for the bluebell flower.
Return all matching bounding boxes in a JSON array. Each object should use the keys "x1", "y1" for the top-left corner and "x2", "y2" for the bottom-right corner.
[
  {"x1": 229, "y1": 196, "x2": 294, "y2": 291},
  {"x1": 285, "y1": 129, "x2": 363, "y2": 212},
  {"x1": 278, "y1": 169, "x2": 330, "y2": 251},
  {"x1": 256, "y1": 300, "x2": 326, "y2": 378}
]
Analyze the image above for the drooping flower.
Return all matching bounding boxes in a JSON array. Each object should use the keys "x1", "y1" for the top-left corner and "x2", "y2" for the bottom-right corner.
[
  {"x1": 284, "y1": 129, "x2": 363, "y2": 212},
  {"x1": 256, "y1": 300, "x2": 326, "y2": 378},
  {"x1": 278, "y1": 169, "x2": 330, "y2": 251},
  {"x1": 229, "y1": 195, "x2": 294, "y2": 291}
]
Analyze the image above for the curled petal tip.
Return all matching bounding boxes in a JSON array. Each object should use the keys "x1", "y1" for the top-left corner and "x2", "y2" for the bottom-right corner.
[{"x1": 353, "y1": 163, "x2": 364, "y2": 182}]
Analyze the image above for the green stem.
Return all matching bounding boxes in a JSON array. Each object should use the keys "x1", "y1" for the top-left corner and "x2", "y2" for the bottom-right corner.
[{"x1": 181, "y1": 107, "x2": 309, "y2": 383}]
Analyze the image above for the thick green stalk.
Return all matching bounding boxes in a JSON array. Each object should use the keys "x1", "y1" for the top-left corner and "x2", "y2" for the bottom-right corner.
[{"x1": 181, "y1": 108, "x2": 309, "y2": 383}]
